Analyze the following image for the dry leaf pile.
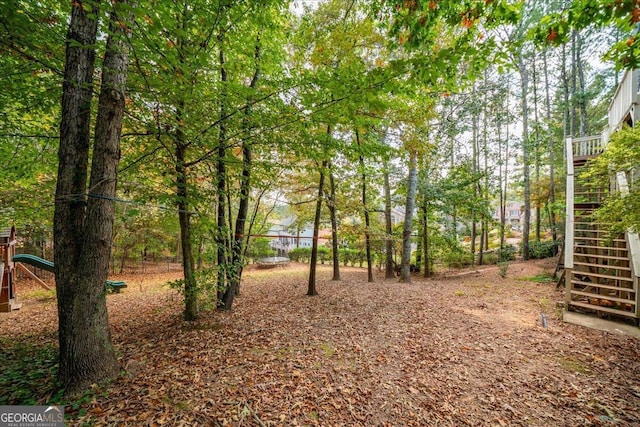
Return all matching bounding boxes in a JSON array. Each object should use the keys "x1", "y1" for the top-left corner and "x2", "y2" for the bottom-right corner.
[{"x1": 2, "y1": 260, "x2": 640, "y2": 426}]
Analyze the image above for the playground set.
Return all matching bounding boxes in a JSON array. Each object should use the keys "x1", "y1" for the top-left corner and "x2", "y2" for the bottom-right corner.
[
  {"x1": 1, "y1": 227, "x2": 21, "y2": 312},
  {"x1": 1, "y1": 226, "x2": 127, "y2": 313}
]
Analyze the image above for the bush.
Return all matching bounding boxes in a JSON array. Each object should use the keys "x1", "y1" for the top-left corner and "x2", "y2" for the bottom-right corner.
[
  {"x1": 443, "y1": 250, "x2": 474, "y2": 268},
  {"x1": 288, "y1": 247, "x2": 311, "y2": 262},
  {"x1": 498, "y1": 244, "x2": 517, "y2": 262},
  {"x1": 481, "y1": 252, "x2": 499, "y2": 265},
  {"x1": 289, "y1": 247, "x2": 331, "y2": 264},
  {"x1": 527, "y1": 240, "x2": 557, "y2": 259}
]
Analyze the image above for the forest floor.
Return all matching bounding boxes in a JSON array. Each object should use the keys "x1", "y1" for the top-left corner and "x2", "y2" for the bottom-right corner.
[{"x1": 2, "y1": 258, "x2": 640, "y2": 426}]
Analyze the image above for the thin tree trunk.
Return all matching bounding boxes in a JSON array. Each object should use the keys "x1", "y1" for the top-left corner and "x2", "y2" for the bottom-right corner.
[
  {"x1": 421, "y1": 200, "x2": 430, "y2": 278},
  {"x1": 217, "y1": 35, "x2": 229, "y2": 303},
  {"x1": 543, "y1": 49, "x2": 558, "y2": 251},
  {"x1": 356, "y1": 128, "x2": 373, "y2": 282},
  {"x1": 222, "y1": 37, "x2": 262, "y2": 310},
  {"x1": 532, "y1": 52, "x2": 541, "y2": 242},
  {"x1": 576, "y1": 31, "x2": 587, "y2": 136},
  {"x1": 383, "y1": 161, "x2": 395, "y2": 279},
  {"x1": 308, "y1": 160, "x2": 327, "y2": 296},
  {"x1": 400, "y1": 151, "x2": 418, "y2": 283},
  {"x1": 570, "y1": 31, "x2": 577, "y2": 136},
  {"x1": 327, "y1": 158, "x2": 340, "y2": 280},
  {"x1": 519, "y1": 52, "x2": 531, "y2": 260},
  {"x1": 55, "y1": 0, "x2": 130, "y2": 394},
  {"x1": 471, "y1": 84, "x2": 478, "y2": 265}
]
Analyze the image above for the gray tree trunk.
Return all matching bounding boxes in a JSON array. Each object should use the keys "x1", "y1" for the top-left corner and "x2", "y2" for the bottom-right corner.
[
  {"x1": 308, "y1": 160, "x2": 327, "y2": 296},
  {"x1": 518, "y1": 52, "x2": 531, "y2": 260},
  {"x1": 383, "y1": 162, "x2": 395, "y2": 279},
  {"x1": 55, "y1": 1, "x2": 130, "y2": 395},
  {"x1": 400, "y1": 151, "x2": 418, "y2": 283},
  {"x1": 543, "y1": 49, "x2": 558, "y2": 250}
]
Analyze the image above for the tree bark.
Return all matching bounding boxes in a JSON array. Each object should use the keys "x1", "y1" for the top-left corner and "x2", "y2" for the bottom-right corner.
[
  {"x1": 308, "y1": 160, "x2": 327, "y2": 296},
  {"x1": 518, "y1": 52, "x2": 531, "y2": 260},
  {"x1": 543, "y1": 49, "x2": 558, "y2": 251},
  {"x1": 327, "y1": 159, "x2": 340, "y2": 280},
  {"x1": 55, "y1": 0, "x2": 130, "y2": 395},
  {"x1": 383, "y1": 161, "x2": 395, "y2": 279},
  {"x1": 400, "y1": 151, "x2": 418, "y2": 283},
  {"x1": 216, "y1": 35, "x2": 229, "y2": 304},
  {"x1": 175, "y1": 105, "x2": 197, "y2": 320},
  {"x1": 421, "y1": 200, "x2": 430, "y2": 278},
  {"x1": 222, "y1": 37, "x2": 261, "y2": 310},
  {"x1": 356, "y1": 128, "x2": 373, "y2": 282}
]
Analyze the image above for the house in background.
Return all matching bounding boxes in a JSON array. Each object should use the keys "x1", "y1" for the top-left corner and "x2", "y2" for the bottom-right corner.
[
  {"x1": 267, "y1": 216, "x2": 330, "y2": 257},
  {"x1": 492, "y1": 201, "x2": 535, "y2": 229}
]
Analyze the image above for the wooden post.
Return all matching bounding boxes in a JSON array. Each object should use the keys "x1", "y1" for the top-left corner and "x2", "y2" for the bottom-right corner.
[
  {"x1": 0, "y1": 227, "x2": 20, "y2": 312},
  {"x1": 564, "y1": 137, "x2": 574, "y2": 309}
]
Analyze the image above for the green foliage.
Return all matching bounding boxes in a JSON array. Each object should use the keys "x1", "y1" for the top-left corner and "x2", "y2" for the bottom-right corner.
[
  {"x1": 518, "y1": 272, "x2": 556, "y2": 283},
  {"x1": 532, "y1": 0, "x2": 640, "y2": 69},
  {"x1": 581, "y1": 126, "x2": 640, "y2": 233},
  {"x1": 0, "y1": 340, "x2": 59, "y2": 405},
  {"x1": 288, "y1": 246, "x2": 331, "y2": 264},
  {"x1": 498, "y1": 244, "x2": 517, "y2": 262},
  {"x1": 443, "y1": 249, "x2": 474, "y2": 269},
  {"x1": 526, "y1": 240, "x2": 557, "y2": 260},
  {"x1": 498, "y1": 261, "x2": 509, "y2": 278},
  {"x1": 247, "y1": 237, "x2": 276, "y2": 259},
  {"x1": 288, "y1": 247, "x2": 311, "y2": 262},
  {"x1": 167, "y1": 267, "x2": 219, "y2": 311}
]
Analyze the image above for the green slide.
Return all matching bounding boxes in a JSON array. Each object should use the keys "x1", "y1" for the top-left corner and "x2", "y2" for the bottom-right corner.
[{"x1": 12, "y1": 254, "x2": 127, "y2": 292}]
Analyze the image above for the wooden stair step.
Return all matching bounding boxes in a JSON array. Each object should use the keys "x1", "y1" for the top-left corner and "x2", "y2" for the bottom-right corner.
[
  {"x1": 570, "y1": 290, "x2": 636, "y2": 305},
  {"x1": 575, "y1": 244, "x2": 628, "y2": 252},
  {"x1": 568, "y1": 301, "x2": 637, "y2": 318},
  {"x1": 571, "y1": 270, "x2": 633, "y2": 282},
  {"x1": 574, "y1": 253, "x2": 630, "y2": 261},
  {"x1": 574, "y1": 237, "x2": 626, "y2": 242},
  {"x1": 570, "y1": 278, "x2": 635, "y2": 292},
  {"x1": 573, "y1": 261, "x2": 631, "y2": 271}
]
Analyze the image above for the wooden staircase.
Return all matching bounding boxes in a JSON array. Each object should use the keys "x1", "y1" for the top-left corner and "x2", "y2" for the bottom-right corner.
[{"x1": 565, "y1": 137, "x2": 639, "y2": 322}]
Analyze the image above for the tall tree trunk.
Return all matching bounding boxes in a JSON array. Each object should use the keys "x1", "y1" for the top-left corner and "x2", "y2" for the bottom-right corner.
[
  {"x1": 308, "y1": 160, "x2": 327, "y2": 296},
  {"x1": 176, "y1": 142, "x2": 197, "y2": 320},
  {"x1": 532, "y1": 52, "x2": 541, "y2": 242},
  {"x1": 55, "y1": 1, "x2": 130, "y2": 394},
  {"x1": 518, "y1": 52, "x2": 531, "y2": 260},
  {"x1": 222, "y1": 37, "x2": 262, "y2": 310},
  {"x1": 470, "y1": 85, "x2": 479, "y2": 265},
  {"x1": 498, "y1": 86, "x2": 506, "y2": 250},
  {"x1": 400, "y1": 151, "x2": 418, "y2": 283},
  {"x1": 570, "y1": 31, "x2": 577, "y2": 136},
  {"x1": 421, "y1": 200, "x2": 430, "y2": 278},
  {"x1": 356, "y1": 128, "x2": 373, "y2": 282},
  {"x1": 217, "y1": 36, "x2": 229, "y2": 303},
  {"x1": 561, "y1": 43, "x2": 570, "y2": 139},
  {"x1": 327, "y1": 159, "x2": 340, "y2": 280},
  {"x1": 576, "y1": 31, "x2": 587, "y2": 136},
  {"x1": 383, "y1": 161, "x2": 395, "y2": 279},
  {"x1": 543, "y1": 49, "x2": 558, "y2": 251}
]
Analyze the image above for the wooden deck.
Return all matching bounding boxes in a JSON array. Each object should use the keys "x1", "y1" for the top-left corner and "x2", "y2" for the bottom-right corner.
[{"x1": 564, "y1": 69, "x2": 640, "y2": 323}]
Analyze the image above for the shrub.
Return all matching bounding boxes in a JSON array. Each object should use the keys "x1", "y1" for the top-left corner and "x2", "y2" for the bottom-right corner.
[
  {"x1": 443, "y1": 250, "x2": 474, "y2": 268},
  {"x1": 289, "y1": 247, "x2": 310, "y2": 262},
  {"x1": 527, "y1": 240, "x2": 557, "y2": 259},
  {"x1": 498, "y1": 244, "x2": 517, "y2": 262}
]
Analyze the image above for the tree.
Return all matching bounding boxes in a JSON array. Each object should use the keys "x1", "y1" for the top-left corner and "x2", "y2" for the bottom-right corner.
[
  {"x1": 534, "y1": 0, "x2": 640, "y2": 69},
  {"x1": 54, "y1": 0, "x2": 131, "y2": 395}
]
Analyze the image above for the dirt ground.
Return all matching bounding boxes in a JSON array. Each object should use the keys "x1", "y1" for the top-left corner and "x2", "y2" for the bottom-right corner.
[{"x1": 2, "y1": 259, "x2": 640, "y2": 426}]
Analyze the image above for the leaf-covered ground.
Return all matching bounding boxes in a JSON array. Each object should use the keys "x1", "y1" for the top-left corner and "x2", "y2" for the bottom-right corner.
[{"x1": 2, "y1": 259, "x2": 640, "y2": 426}]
